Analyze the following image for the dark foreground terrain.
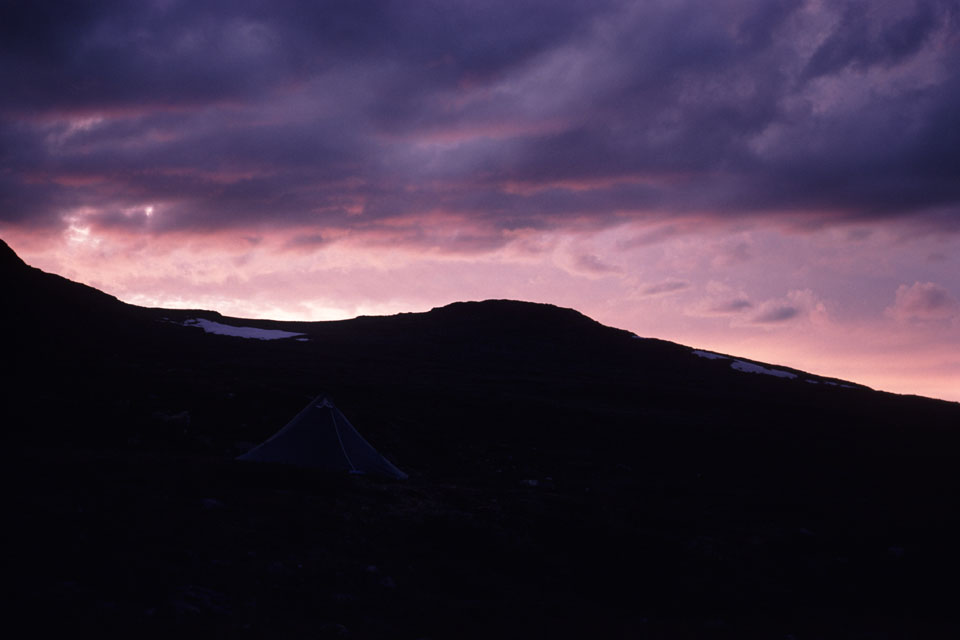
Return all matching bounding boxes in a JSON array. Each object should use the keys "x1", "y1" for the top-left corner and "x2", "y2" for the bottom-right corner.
[{"x1": 5, "y1": 238, "x2": 960, "y2": 638}]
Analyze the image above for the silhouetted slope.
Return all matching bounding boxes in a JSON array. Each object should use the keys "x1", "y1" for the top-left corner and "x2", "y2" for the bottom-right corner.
[
  {"x1": 2, "y1": 235, "x2": 956, "y2": 453},
  {"x1": 5, "y1": 237, "x2": 960, "y2": 638},
  {"x1": 2, "y1": 238, "x2": 125, "y2": 311},
  {"x1": 0, "y1": 237, "x2": 26, "y2": 268}
]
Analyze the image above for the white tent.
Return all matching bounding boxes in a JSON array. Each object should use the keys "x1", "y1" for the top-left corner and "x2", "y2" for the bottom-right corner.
[{"x1": 237, "y1": 396, "x2": 407, "y2": 479}]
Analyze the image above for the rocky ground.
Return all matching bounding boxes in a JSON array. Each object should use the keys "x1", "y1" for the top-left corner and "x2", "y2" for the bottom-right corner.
[{"x1": 12, "y1": 439, "x2": 960, "y2": 639}]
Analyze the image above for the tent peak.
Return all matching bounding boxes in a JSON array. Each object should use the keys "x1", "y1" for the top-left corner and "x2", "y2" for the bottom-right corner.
[{"x1": 237, "y1": 395, "x2": 407, "y2": 479}]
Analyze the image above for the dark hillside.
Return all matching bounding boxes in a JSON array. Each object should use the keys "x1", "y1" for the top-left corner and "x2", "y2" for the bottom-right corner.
[{"x1": 4, "y1": 237, "x2": 960, "y2": 638}]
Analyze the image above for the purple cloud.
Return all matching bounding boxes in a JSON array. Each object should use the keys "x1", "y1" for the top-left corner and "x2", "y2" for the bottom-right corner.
[
  {"x1": 752, "y1": 305, "x2": 801, "y2": 324},
  {"x1": 710, "y1": 298, "x2": 754, "y2": 314},
  {"x1": 1, "y1": 0, "x2": 958, "y2": 244},
  {"x1": 641, "y1": 280, "x2": 690, "y2": 296},
  {"x1": 803, "y1": 2, "x2": 939, "y2": 79}
]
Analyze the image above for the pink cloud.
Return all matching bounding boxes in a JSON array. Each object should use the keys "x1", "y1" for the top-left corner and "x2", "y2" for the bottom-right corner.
[{"x1": 886, "y1": 282, "x2": 959, "y2": 322}]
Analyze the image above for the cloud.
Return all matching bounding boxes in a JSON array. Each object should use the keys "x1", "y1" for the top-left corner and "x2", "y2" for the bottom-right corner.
[
  {"x1": 691, "y1": 281, "x2": 756, "y2": 318},
  {"x1": 886, "y1": 281, "x2": 959, "y2": 322},
  {"x1": 711, "y1": 241, "x2": 753, "y2": 267},
  {"x1": 752, "y1": 305, "x2": 801, "y2": 323},
  {"x1": 710, "y1": 298, "x2": 754, "y2": 314},
  {"x1": 747, "y1": 289, "x2": 828, "y2": 325},
  {"x1": 641, "y1": 280, "x2": 690, "y2": 296},
  {"x1": 572, "y1": 253, "x2": 620, "y2": 275},
  {"x1": 803, "y1": 2, "x2": 939, "y2": 79},
  {"x1": 617, "y1": 224, "x2": 687, "y2": 250},
  {"x1": 1, "y1": 0, "x2": 958, "y2": 246},
  {"x1": 284, "y1": 233, "x2": 327, "y2": 250}
]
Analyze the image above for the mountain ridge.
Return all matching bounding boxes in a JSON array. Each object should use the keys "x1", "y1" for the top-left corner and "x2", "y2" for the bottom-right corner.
[{"x1": 1, "y1": 236, "x2": 891, "y2": 399}]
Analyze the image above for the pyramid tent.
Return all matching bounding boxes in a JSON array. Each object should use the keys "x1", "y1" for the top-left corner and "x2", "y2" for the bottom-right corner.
[{"x1": 237, "y1": 396, "x2": 407, "y2": 479}]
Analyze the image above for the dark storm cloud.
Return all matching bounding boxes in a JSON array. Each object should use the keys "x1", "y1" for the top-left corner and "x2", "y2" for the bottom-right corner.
[
  {"x1": 0, "y1": 0, "x2": 604, "y2": 114},
  {"x1": 1, "y1": 0, "x2": 958, "y2": 241},
  {"x1": 803, "y1": 2, "x2": 939, "y2": 79}
]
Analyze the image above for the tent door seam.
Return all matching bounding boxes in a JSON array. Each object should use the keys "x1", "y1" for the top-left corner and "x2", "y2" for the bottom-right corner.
[{"x1": 331, "y1": 410, "x2": 358, "y2": 472}]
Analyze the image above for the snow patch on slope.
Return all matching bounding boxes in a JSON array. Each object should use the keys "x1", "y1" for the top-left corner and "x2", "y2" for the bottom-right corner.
[
  {"x1": 692, "y1": 350, "x2": 728, "y2": 360},
  {"x1": 181, "y1": 318, "x2": 305, "y2": 340},
  {"x1": 693, "y1": 349, "x2": 797, "y2": 379},
  {"x1": 730, "y1": 360, "x2": 797, "y2": 379}
]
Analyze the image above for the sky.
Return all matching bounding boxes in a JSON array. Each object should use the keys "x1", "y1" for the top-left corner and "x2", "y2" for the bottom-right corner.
[{"x1": 1, "y1": 0, "x2": 958, "y2": 402}]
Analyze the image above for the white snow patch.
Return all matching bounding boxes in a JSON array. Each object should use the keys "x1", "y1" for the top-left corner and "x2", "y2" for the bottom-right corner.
[
  {"x1": 805, "y1": 380, "x2": 819, "y2": 384},
  {"x1": 182, "y1": 318, "x2": 305, "y2": 340},
  {"x1": 692, "y1": 350, "x2": 729, "y2": 360},
  {"x1": 295, "y1": 337, "x2": 310, "y2": 342},
  {"x1": 694, "y1": 348, "x2": 797, "y2": 379},
  {"x1": 730, "y1": 360, "x2": 797, "y2": 379}
]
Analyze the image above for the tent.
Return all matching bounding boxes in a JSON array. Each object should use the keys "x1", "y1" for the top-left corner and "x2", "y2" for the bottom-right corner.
[{"x1": 237, "y1": 396, "x2": 407, "y2": 479}]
